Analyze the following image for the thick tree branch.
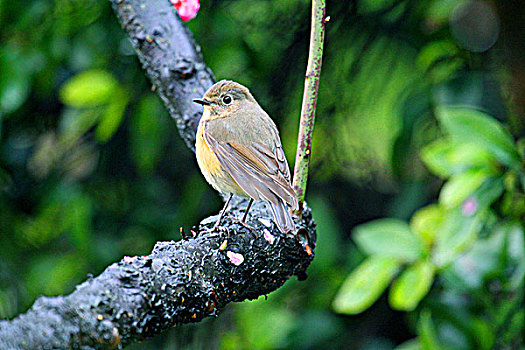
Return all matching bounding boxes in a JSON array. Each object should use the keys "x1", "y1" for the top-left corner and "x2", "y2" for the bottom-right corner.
[
  {"x1": 0, "y1": 201, "x2": 315, "y2": 350},
  {"x1": 112, "y1": 0, "x2": 214, "y2": 150},
  {"x1": 0, "y1": 0, "x2": 317, "y2": 349}
]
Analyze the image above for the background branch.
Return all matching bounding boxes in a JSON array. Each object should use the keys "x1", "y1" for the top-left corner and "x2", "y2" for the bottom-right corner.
[{"x1": 0, "y1": 0, "x2": 317, "y2": 348}]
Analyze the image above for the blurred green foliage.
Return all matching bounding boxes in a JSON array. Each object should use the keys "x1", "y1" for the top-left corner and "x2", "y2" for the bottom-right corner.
[
  {"x1": 334, "y1": 108, "x2": 524, "y2": 348},
  {"x1": 1, "y1": 0, "x2": 523, "y2": 349}
]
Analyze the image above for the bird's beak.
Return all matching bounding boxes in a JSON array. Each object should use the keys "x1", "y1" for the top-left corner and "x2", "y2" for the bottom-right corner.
[{"x1": 193, "y1": 98, "x2": 211, "y2": 106}]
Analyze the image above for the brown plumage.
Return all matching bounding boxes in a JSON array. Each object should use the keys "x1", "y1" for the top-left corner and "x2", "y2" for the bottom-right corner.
[{"x1": 194, "y1": 80, "x2": 298, "y2": 233}]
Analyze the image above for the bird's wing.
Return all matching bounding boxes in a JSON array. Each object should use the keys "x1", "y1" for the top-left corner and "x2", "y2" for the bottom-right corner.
[{"x1": 203, "y1": 126, "x2": 297, "y2": 210}]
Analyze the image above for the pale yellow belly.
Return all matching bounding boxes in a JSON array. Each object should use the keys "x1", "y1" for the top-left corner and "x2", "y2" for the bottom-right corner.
[{"x1": 196, "y1": 123, "x2": 247, "y2": 197}]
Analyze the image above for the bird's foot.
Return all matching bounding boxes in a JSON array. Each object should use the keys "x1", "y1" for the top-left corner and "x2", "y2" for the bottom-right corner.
[
  {"x1": 230, "y1": 216, "x2": 255, "y2": 231},
  {"x1": 202, "y1": 222, "x2": 222, "y2": 234}
]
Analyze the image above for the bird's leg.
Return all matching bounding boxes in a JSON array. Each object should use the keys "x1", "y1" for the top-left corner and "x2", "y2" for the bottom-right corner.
[
  {"x1": 230, "y1": 198, "x2": 255, "y2": 231},
  {"x1": 215, "y1": 193, "x2": 233, "y2": 227},
  {"x1": 241, "y1": 198, "x2": 254, "y2": 223},
  {"x1": 206, "y1": 193, "x2": 233, "y2": 233}
]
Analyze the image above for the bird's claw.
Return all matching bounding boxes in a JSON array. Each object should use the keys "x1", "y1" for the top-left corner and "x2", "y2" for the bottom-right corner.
[
  {"x1": 202, "y1": 223, "x2": 221, "y2": 234},
  {"x1": 230, "y1": 217, "x2": 255, "y2": 231}
]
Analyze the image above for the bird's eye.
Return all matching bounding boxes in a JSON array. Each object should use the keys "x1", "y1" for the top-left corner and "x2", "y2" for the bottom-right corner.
[{"x1": 222, "y1": 95, "x2": 233, "y2": 105}]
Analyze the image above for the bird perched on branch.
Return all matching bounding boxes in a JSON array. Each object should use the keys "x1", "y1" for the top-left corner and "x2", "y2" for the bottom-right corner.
[{"x1": 194, "y1": 80, "x2": 298, "y2": 233}]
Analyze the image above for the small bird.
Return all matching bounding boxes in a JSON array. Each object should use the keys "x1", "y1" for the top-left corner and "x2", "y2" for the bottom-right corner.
[{"x1": 194, "y1": 80, "x2": 298, "y2": 233}]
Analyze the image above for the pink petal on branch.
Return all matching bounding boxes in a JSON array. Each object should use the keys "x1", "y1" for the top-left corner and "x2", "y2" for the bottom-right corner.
[
  {"x1": 462, "y1": 197, "x2": 479, "y2": 216},
  {"x1": 263, "y1": 229, "x2": 275, "y2": 244},
  {"x1": 123, "y1": 256, "x2": 137, "y2": 263},
  {"x1": 170, "y1": 0, "x2": 200, "y2": 21},
  {"x1": 226, "y1": 251, "x2": 244, "y2": 266}
]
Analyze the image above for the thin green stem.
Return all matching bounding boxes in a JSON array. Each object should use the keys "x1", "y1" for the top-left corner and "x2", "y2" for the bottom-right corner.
[{"x1": 292, "y1": 0, "x2": 327, "y2": 211}]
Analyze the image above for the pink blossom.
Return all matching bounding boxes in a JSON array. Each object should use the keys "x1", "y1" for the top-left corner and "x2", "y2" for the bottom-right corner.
[
  {"x1": 123, "y1": 256, "x2": 137, "y2": 263},
  {"x1": 170, "y1": 0, "x2": 200, "y2": 22},
  {"x1": 226, "y1": 251, "x2": 244, "y2": 266},
  {"x1": 263, "y1": 229, "x2": 275, "y2": 244},
  {"x1": 462, "y1": 197, "x2": 479, "y2": 216}
]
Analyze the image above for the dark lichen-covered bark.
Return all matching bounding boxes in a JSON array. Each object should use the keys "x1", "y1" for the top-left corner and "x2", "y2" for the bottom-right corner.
[
  {"x1": 0, "y1": 0, "x2": 317, "y2": 349},
  {"x1": 111, "y1": 0, "x2": 214, "y2": 150},
  {"x1": 0, "y1": 201, "x2": 315, "y2": 349}
]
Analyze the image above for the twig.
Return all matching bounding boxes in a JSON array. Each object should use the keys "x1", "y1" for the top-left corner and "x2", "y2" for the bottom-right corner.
[{"x1": 292, "y1": 0, "x2": 327, "y2": 210}]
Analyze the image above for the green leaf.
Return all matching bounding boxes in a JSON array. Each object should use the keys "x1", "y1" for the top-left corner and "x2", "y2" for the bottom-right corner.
[
  {"x1": 354, "y1": 218, "x2": 424, "y2": 262},
  {"x1": 0, "y1": 45, "x2": 32, "y2": 114},
  {"x1": 417, "y1": 310, "x2": 442, "y2": 350},
  {"x1": 507, "y1": 222, "x2": 525, "y2": 262},
  {"x1": 420, "y1": 140, "x2": 457, "y2": 178},
  {"x1": 95, "y1": 89, "x2": 129, "y2": 142},
  {"x1": 447, "y1": 223, "x2": 506, "y2": 290},
  {"x1": 439, "y1": 169, "x2": 492, "y2": 209},
  {"x1": 59, "y1": 69, "x2": 119, "y2": 107},
  {"x1": 416, "y1": 41, "x2": 458, "y2": 73},
  {"x1": 421, "y1": 139, "x2": 495, "y2": 178},
  {"x1": 433, "y1": 210, "x2": 483, "y2": 267},
  {"x1": 333, "y1": 256, "x2": 400, "y2": 315},
  {"x1": 410, "y1": 204, "x2": 444, "y2": 247},
  {"x1": 504, "y1": 310, "x2": 525, "y2": 345},
  {"x1": 471, "y1": 319, "x2": 495, "y2": 349},
  {"x1": 389, "y1": 261, "x2": 435, "y2": 311},
  {"x1": 0, "y1": 75, "x2": 30, "y2": 114},
  {"x1": 426, "y1": 58, "x2": 464, "y2": 84},
  {"x1": 415, "y1": 40, "x2": 463, "y2": 83},
  {"x1": 505, "y1": 223, "x2": 524, "y2": 290},
  {"x1": 425, "y1": 0, "x2": 464, "y2": 28},
  {"x1": 436, "y1": 107, "x2": 521, "y2": 170},
  {"x1": 472, "y1": 177, "x2": 504, "y2": 208}
]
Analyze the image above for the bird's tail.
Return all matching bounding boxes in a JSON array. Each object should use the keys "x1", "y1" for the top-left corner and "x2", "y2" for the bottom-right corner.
[{"x1": 269, "y1": 198, "x2": 295, "y2": 233}]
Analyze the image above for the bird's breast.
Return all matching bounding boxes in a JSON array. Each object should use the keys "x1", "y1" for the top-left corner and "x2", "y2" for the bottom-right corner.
[
  {"x1": 196, "y1": 121, "x2": 246, "y2": 197},
  {"x1": 196, "y1": 123, "x2": 222, "y2": 176}
]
